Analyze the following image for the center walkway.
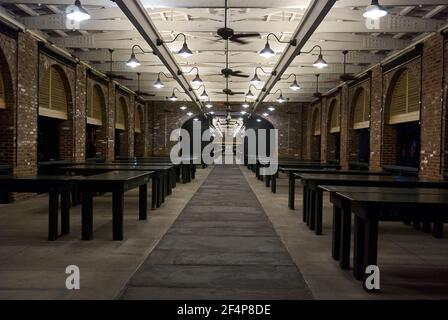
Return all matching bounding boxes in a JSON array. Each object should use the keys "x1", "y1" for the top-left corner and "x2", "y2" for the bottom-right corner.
[{"x1": 120, "y1": 165, "x2": 313, "y2": 299}]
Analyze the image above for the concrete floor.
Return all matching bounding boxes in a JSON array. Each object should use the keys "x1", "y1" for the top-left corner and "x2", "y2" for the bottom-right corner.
[{"x1": 0, "y1": 165, "x2": 448, "y2": 299}]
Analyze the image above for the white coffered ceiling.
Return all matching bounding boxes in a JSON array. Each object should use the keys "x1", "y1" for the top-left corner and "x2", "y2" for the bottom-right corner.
[{"x1": 0, "y1": 0, "x2": 447, "y2": 104}]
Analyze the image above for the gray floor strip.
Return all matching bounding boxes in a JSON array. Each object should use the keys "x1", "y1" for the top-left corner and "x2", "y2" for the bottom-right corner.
[{"x1": 120, "y1": 165, "x2": 313, "y2": 300}]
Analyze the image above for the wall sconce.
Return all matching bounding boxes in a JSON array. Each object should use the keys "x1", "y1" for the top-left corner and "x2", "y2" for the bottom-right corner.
[
  {"x1": 259, "y1": 33, "x2": 297, "y2": 59},
  {"x1": 298, "y1": 45, "x2": 328, "y2": 69},
  {"x1": 157, "y1": 33, "x2": 193, "y2": 58}
]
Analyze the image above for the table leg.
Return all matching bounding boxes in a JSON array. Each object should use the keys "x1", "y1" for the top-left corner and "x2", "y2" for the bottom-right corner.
[
  {"x1": 353, "y1": 215, "x2": 365, "y2": 280},
  {"x1": 362, "y1": 218, "x2": 379, "y2": 280},
  {"x1": 306, "y1": 188, "x2": 312, "y2": 225},
  {"x1": 61, "y1": 190, "x2": 71, "y2": 236},
  {"x1": 432, "y1": 222, "x2": 443, "y2": 238},
  {"x1": 314, "y1": 189, "x2": 323, "y2": 235},
  {"x1": 112, "y1": 191, "x2": 124, "y2": 241},
  {"x1": 139, "y1": 183, "x2": 148, "y2": 220},
  {"x1": 302, "y1": 187, "x2": 308, "y2": 222},
  {"x1": 339, "y1": 205, "x2": 351, "y2": 270},
  {"x1": 157, "y1": 177, "x2": 162, "y2": 208},
  {"x1": 309, "y1": 190, "x2": 316, "y2": 230},
  {"x1": 167, "y1": 170, "x2": 173, "y2": 196},
  {"x1": 271, "y1": 174, "x2": 276, "y2": 193},
  {"x1": 191, "y1": 164, "x2": 196, "y2": 179},
  {"x1": 265, "y1": 174, "x2": 270, "y2": 187},
  {"x1": 161, "y1": 175, "x2": 166, "y2": 204},
  {"x1": 288, "y1": 173, "x2": 295, "y2": 210},
  {"x1": 48, "y1": 191, "x2": 59, "y2": 241},
  {"x1": 422, "y1": 221, "x2": 431, "y2": 233},
  {"x1": 81, "y1": 192, "x2": 93, "y2": 240},
  {"x1": 332, "y1": 205, "x2": 341, "y2": 260},
  {"x1": 151, "y1": 176, "x2": 157, "y2": 209}
]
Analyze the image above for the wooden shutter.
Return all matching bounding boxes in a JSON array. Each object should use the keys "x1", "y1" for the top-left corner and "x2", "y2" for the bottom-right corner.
[
  {"x1": 39, "y1": 66, "x2": 68, "y2": 120},
  {"x1": 0, "y1": 75, "x2": 5, "y2": 109},
  {"x1": 388, "y1": 69, "x2": 420, "y2": 125},
  {"x1": 312, "y1": 108, "x2": 320, "y2": 136},
  {"x1": 329, "y1": 100, "x2": 340, "y2": 133},
  {"x1": 87, "y1": 85, "x2": 103, "y2": 126},
  {"x1": 115, "y1": 97, "x2": 128, "y2": 130},
  {"x1": 135, "y1": 105, "x2": 143, "y2": 133},
  {"x1": 353, "y1": 88, "x2": 369, "y2": 130}
]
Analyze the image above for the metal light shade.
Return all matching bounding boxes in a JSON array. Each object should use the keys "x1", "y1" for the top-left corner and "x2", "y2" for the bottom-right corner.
[
  {"x1": 268, "y1": 106, "x2": 275, "y2": 111},
  {"x1": 169, "y1": 92, "x2": 178, "y2": 101},
  {"x1": 126, "y1": 52, "x2": 141, "y2": 68},
  {"x1": 250, "y1": 73, "x2": 262, "y2": 86},
  {"x1": 153, "y1": 76, "x2": 164, "y2": 89},
  {"x1": 66, "y1": 0, "x2": 90, "y2": 22},
  {"x1": 276, "y1": 93, "x2": 286, "y2": 103},
  {"x1": 242, "y1": 102, "x2": 249, "y2": 108},
  {"x1": 259, "y1": 42, "x2": 275, "y2": 59},
  {"x1": 205, "y1": 102, "x2": 213, "y2": 109},
  {"x1": 246, "y1": 90, "x2": 255, "y2": 99},
  {"x1": 313, "y1": 54, "x2": 328, "y2": 69},
  {"x1": 289, "y1": 79, "x2": 301, "y2": 91},
  {"x1": 191, "y1": 74, "x2": 203, "y2": 86},
  {"x1": 200, "y1": 89, "x2": 209, "y2": 99},
  {"x1": 178, "y1": 42, "x2": 193, "y2": 58},
  {"x1": 363, "y1": 0, "x2": 388, "y2": 20}
]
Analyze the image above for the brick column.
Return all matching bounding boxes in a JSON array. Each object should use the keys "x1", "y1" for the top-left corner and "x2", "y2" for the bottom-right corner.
[
  {"x1": 420, "y1": 33, "x2": 444, "y2": 179},
  {"x1": 106, "y1": 82, "x2": 115, "y2": 161},
  {"x1": 74, "y1": 63, "x2": 87, "y2": 161},
  {"x1": 15, "y1": 32, "x2": 38, "y2": 175},
  {"x1": 340, "y1": 84, "x2": 350, "y2": 169},
  {"x1": 369, "y1": 65, "x2": 382, "y2": 171}
]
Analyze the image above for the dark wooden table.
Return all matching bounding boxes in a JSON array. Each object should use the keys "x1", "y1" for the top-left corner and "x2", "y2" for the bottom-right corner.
[
  {"x1": 75, "y1": 171, "x2": 153, "y2": 241},
  {"x1": 329, "y1": 189, "x2": 448, "y2": 282},
  {"x1": 0, "y1": 175, "x2": 75, "y2": 240},
  {"x1": 0, "y1": 164, "x2": 13, "y2": 203},
  {"x1": 296, "y1": 173, "x2": 448, "y2": 235},
  {"x1": 287, "y1": 170, "x2": 390, "y2": 209},
  {"x1": 274, "y1": 167, "x2": 389, "y2": 195},
  {"x1": 322, "y1": 185, "x2": 448, "y2": 270},
  {"x1": 55, "y1": 165, "x2": 170, "y2": 209}
]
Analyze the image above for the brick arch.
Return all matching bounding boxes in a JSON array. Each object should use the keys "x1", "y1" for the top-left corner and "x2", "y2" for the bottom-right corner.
[
  {"x1": 348, "y1": 86, "x2": 370, "y2": 164},
  {"x1": 134, "y1": 103, "x2": 145, "y2": 157},
  {"x1": 0, "y1": 46, "x2": 15, "y2": 165},
  {"x1": 86, "y1": 83, "x2": 108, "y2": 159},
  {"x1": 382, "y1": 66, "x2": 421, "y2": 168},
  {"x1": 325, "y1": 98, "x2": 341, "y2": 162}
]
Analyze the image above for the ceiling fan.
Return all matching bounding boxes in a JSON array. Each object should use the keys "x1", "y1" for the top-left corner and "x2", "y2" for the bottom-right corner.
[
  {"x1": 213, "y1": 88, "x2": 245, "y2": 96},
  {"x1": 339, "y1": 50, "x2": 356, "y2": 82},
  {"x1": 135, "y1": 73, "x2": 155, "y2": 98},
  {"x1": 213, "y1": 0, "x2": 260, "y2": 45},
  {"x1": 106, "y1": 49, "x2": 132, "y2": 81}
]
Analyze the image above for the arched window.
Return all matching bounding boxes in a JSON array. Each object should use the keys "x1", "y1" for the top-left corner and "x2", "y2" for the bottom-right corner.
[
  {"x1": 87, "y1": 84, "x2": 105, "y2": 126},
  {"x1": 387, "y1": 69, "x2": 420, "y2": 125},
  {"x1": 39, "y1": 65, "x2": 69, "y2": 120},
  {"x1": 312, "y1": 108, "x2": 320, "y2": 136},
  {"x1": 115, "y1": 96, "x2": 128, "y2": 130},
  {"x1": 0, "y1": 74, "x2": 5, "y2": 109},
  {"x1": 135, "y1": 105, "x2": 143, "y2": 133},
  {"x1": 328, "y1": 99, "x2": 340, "y2": 133},
  {"x1": 352, "y1": 88, "x2": 369, "y2": 129}
]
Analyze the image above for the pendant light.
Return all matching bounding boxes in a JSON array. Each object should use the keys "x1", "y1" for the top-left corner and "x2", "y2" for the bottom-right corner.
[
  {"x1": 66, "y1": 0, "x2": 90, "y2": 22},
  {"x1": 363, "y1": 0, "x2": 388, "y2": 20}
]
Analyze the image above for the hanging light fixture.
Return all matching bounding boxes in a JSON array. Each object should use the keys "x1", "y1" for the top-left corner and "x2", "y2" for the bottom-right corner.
[
  {"x1": 245, "y1": 85, "x2": 260, "y2": 99},
  {"x1": 157, "y1": 33, "x2": 193, "y2": 58},
  {"x1": 193, "y1": 118, "x2": 199, "y2": 121},
  {"x1": 187, "y1": 112, "x2": 193, "y2": 116},
  {"x1": 270, "y1": 89, "x2": 286, "y2": 103},
  {"x1": 250, "y1": 66, "x2": 275, "y2": 86},
  {"x1": 259, "y1": 33, "x2": 297, "y2": 59},
  {"x1": 169, "y1": 88, "x2": 185, "y2": 102},
  {"x1": 183, "y1": 67, "x2": 203, "y2": 86},
  {"x1": 363, "y1": 0, "x2": 388, "y2": 20},
  {"x1": 180, "y1": 105, "x2": 187, "y2": 111},
  {"x1": 268, "y1": 106, "x2": 275, "y2": 112},
  {"x1": 126, "y1": 44, "x2": 151, "y2": 68},
  {"x1": 263, "y1": 113, "x2": 269, "y2": 117},
  {"x1": 196, "y1": 85, "x2": 209, "y2": 100},
  {"x1": 283, "y1": 74, "x2": 301, "y2": 91},
  {"x1": 298, "y1": 45, "x2": 328, "y2": 69},
  {"x1": 153, "y1": 72, "x2": 173, "y2": 89},
  {"x1": 66, "y1": 0, "x2": 90, "y2": 22},
  {"x1": 256, "y1": 119, "x2": 262, "y2": 122},
  {"x1": 242, "y1": 100, "x2": 250, "y2": 108},
  {"x1": 240, "y1": 111, "x2": 247, "y2": 115}
]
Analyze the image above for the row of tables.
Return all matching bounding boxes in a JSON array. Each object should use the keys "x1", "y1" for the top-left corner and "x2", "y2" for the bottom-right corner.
[
  {"x1": 249, "y1": 157, "x2": 448, "y2": 287},
  {"x1": 0, "y1": 157, "x2": 197, "y2": 241}
]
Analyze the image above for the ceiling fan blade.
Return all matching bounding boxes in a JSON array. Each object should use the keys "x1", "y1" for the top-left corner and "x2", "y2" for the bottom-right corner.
[
  {"x1": 136, "y1": 91, "x2": 155, "y2": 97},
  {"x1": 231, "y1": 91, "x2": 245, "y2": 94},
  {"x1": 231, "y1": 32, "x2": 260, "y2": 39},
  {"x1": 229, "y1": 38, "x2": 248, "y2": 45},
  {"x1": 231, "y1": 73, "x2": 249, "y2": 78}
]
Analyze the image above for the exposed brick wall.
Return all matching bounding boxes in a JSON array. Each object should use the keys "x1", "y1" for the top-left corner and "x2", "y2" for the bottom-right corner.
[
  {"x1": 0, "y1": 31, "x2": 17, "y2": 167},
  {"x1": 420, "y1": 34, "x2": 444, "y2": 179},
  {"x1": 323, "y1": 93, "x2": 341, "y2": 162},
  {"x1": 74, "y1": 63, "x2": 87, "y2": 161},
  {"x1": 369, "y1": 65, "x2": 382, "y2": 171},
  {"x1": 339, "y1": 84, "x2": 350, "y2": 169}
]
